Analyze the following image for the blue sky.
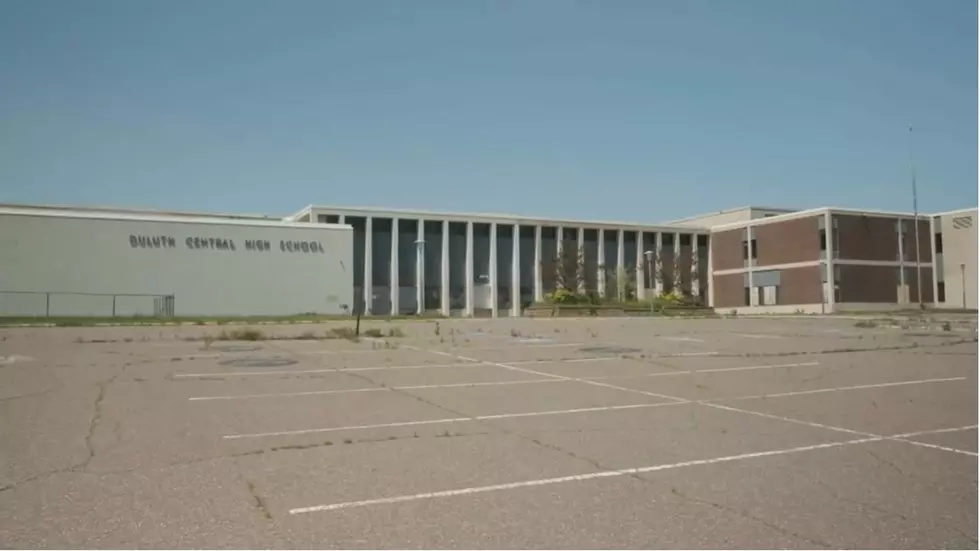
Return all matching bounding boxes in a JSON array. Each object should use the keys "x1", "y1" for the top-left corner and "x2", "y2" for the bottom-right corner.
[{"x1": 0, "y1": 0, "x2": 976, "y2": 221}]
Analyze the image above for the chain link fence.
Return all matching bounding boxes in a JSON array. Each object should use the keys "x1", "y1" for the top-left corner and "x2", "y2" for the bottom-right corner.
[{"x1": 0, "y1": 291, "x2": 175, "y2": 318}]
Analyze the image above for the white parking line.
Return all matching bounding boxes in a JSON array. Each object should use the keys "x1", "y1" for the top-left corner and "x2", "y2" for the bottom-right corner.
[
  {"x1": 660, "y1": 336, "x2": 704, "y2": 342},
  {"x1": 173, "y1": 361, "x2": 480, "y2": 378},
  {"x1": 719, "y1": 377, "x2": 967, "y2": 402},
  {"x1": 217, "y1": 377, "x2": 969, "y2": 440},
  {"x1": 735, "y1": 333, "x2": 783, "y2": 339},
  {"x1": 222, "y1": 402, "x2": 683, "y2": 439},
  {"x1": 446, "y1": 342, "x2": 584, "y2": 351},
  {"x1": 190, "y1": 378, "x2": 563, "y2": 401},
  {"x1": 705, "y1": 394, "x2": 978, "y2": 457},
  {"x1": 587, "y1": 361, "x2": 821, "y2": 381},
  {"x1": 173, "y1": 356, "x2": 618, "y2": 379},
  {"x1": 287, "y1": 424, "x2": 977, "y2": 514}
]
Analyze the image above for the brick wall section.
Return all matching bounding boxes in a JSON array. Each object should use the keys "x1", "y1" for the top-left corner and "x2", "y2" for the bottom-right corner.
[
  {"x1": 836, "y1": 215, "x2": 899, "y2": 261},
  {"x1": 711, "y1": 229, "x2": 743, "y2": 271},
  {"x1": 904, "y1": 266, "x2": 935, "y2": 303},
  {"x1": 779, "y1": 266, "x2": 823, "y2": 305},
  {"x1": 712, "y1": 273, "x2": 744, "y2": 308},
  {"x1": 838, "y1": 265, "x2": 935, "y2": 303},
  {"x1": 754, "y1": 216, "x2": 821, "y2": 266},
  {"x1": 902, "y1": 220, "x2": 933, "y2": 263},
  {"x1": 838, "y1": 265, "x2": 897, "y2": 303}
]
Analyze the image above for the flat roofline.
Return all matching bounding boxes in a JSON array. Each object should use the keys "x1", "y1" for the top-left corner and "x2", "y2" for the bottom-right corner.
[
  {"x1": 932, "y1": 206, "x2": 979, "y2": 217},
  {"x1": 661, "y1": 205, "x2": 797, "y2": 225},
  {"x1": 0, "y1": 205, "x2": 350, "y2": 230},
  {"x1": 710, "y1": 206, "x2": 934, "y2": 232},
  {"x1": 0, "y1": 202, "x2": 279, "y2": 221},
  {"x1": 303, "y1": 204, "x2": 710, "y2": 232}
]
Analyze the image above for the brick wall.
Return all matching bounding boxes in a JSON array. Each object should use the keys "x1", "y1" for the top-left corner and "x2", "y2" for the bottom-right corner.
[
  {"x1": 713, "y1": 273, "x2": 744, "y2": 308},
  {"x1": 904, "y1": 266, "x2": 935, "y2": 304},
  {"x1": 711, "y1": 229, "x2": 743, "y2": 271},
  {"x1": 838, "y1": 265, "x2": 898, "y2": 303},
  {"x1": 754, "y1": 216, "x2": 821, "y2": 266},
  {"x1": 836, "y1": 215, "x2": 900, "y2": 261},
  {"x1": 779, "y1": 266, "x2": 823, "y2": 304}
]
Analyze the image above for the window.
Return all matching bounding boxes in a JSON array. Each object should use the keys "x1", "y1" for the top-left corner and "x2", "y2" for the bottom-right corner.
[
  {"x1": 938, "y1": 282, "x2": 946, "y2": 302},
  {"x1": 819, "y1": 229, "x2": 827, "y2": 251},
  {"x1": 742, "y1": 239, "x2": 758, "y2": 260},
  {"x1": 935, "y1": 233, "x2": 944, "y2": 254},
  {"x1": 743, "y1": 287, "x2": 751, "y2": 306}
]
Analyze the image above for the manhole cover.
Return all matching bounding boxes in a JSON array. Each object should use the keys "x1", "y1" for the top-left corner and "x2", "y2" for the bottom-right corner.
[
  {"x1": 578, "y1": 345, "x2": 641, "y2": 355},
  {"x1": 207, "y1": 345, "x2": 262, "y2": 353},
  {"x1": 218, "y1": 357, "x2": 298, "y2": 368}
]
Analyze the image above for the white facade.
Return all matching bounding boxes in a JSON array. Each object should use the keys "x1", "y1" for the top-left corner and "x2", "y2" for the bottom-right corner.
[
  {"x1": 0, "y1": 207, "x2": 352, "y2": 317},
  {"x1": 932, "y1": 208, "x2": 978, "y2": 310}
]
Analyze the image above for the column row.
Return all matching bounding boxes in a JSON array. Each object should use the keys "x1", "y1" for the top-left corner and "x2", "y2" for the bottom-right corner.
[{"x1": 338, "y1": 215, "x2": 707, "y2": 317}]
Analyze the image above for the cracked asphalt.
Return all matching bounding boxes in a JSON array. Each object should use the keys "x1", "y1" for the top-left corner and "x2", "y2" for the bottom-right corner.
[{"x1": 0, "y1": 316, "x2": 976, "y2": 548}]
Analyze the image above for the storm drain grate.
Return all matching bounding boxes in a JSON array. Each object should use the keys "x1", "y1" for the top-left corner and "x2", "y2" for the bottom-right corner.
[{"x1": 218, "y1": 357, "x2": 298, "y2": 368}]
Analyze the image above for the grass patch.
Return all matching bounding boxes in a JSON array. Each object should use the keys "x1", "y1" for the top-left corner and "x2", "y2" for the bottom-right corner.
[
  {"x1": 854, "y1": 320, "x2": 878, "y2": 328},
  {"x1": 0, "y1": 313, "x2": 446, "y2": 327},
  {"x1": 327, "y1": 327, "x2": 359, "y2": 341},
  {"x1": 216, "y1": 328, "x2": 266, "y2": 341}
]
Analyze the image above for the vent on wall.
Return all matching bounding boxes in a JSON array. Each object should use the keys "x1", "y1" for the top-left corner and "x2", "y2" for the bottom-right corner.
[{"x1": 952, "y1": 216, "x2": 973, "y2": 230}]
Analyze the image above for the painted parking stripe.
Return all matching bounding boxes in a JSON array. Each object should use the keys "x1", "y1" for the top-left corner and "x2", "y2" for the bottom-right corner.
[
  {"x1": 173, "y1": 361, "x2": 480, "y2": 378},
  {"x1": 222, "y1": 402, "x2": 684, "y2": 440},
  {"x1": 288, "y1": 424, "x2": 977, "y2": 514},
  {"x1": 190, "y1": 378, "x2": 563, "y2": 401}
]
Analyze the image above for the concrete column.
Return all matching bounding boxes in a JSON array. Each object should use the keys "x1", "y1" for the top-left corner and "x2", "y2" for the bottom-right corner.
[
  {"x1": 690, "y1": 235, "x2": 700, "y2": 299},
  {"x1": 897, "y1": 218, "x2": 906, "y2": 303},
  {"x1": 441, "y1": 220, "x2": 451, "y2": 316},
  {"x1": 363, "y1": 216, "x2": 373, "y2": 314},
  {"x1": 746, "y1": 227, "x2": 755, "y2": 306},
  {"x1": 655, "y1": 232, "x2": 664, "y2": 295},
  {"x1": 706, "y1": 233, "x2": 714, "y2": 308},
  {"x1": 597, "y1": 228, "x2": 606, "y2": 298},
  {"x1": 533, "y1": 225, "x2": 543, "y2": 302},
  {"x1": 416, "y1": 219, "x2": 425, "y2": 315},
  {"x1": 673, "y1": 232, "x2": 681, "y2": 294},
  {"x1": 338, "y1": 214, "x2": 345, "y2": 225},
  {"x1": 825, "y1": 211, "x2": 835, "y2": 312},
  {"x1": 489, "y1": 222, "x2": 498, "y2": 318},
  {"x1": 576, "y1": 227, "x2": 585, "y2": 293},
  {"x1": 556, "y1": 226, "x2": 564, "y2": 259},
  {"x1": 465, "y1": 221, "x2": 474, "y2": 317},
  {"x1": 636, "y1": 230, "x2": 646, "y2": 300},
  {"x1": 390, "y1": 217, "x2": 400, "y2": 315},
  {"x1": 929, "y1": 215, "x2": 938, "y2": 307},
  {"x1": 511, "y1": 223, "x2": 521, "y2": 317},
  {"x1": 616, "y1": 229, "x2": 624, "y2": 300}
]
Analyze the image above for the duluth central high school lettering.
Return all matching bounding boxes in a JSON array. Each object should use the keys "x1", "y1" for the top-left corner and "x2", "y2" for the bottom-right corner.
[{"x1": 128, "y1": 234, "x2": 324, "y2": 254}]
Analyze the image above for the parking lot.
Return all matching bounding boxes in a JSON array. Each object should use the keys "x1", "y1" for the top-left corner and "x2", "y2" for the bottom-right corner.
[{"x1": 0, "y1": 316, "x2": 977, "y2": 548}]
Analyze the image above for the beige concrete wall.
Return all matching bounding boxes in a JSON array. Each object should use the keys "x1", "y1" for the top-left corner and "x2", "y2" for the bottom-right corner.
[
  {"x1": 936, "y1": 209, "x2": 978, "y2": 309},
  {"x1": 0, "y1": 211, "x2": 352, "y2": 317}
]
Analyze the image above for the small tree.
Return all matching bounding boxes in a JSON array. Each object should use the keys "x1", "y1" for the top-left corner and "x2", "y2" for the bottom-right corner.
[
  {"x1": 672, "y1": 250, "x2": 682, "y2": 295},
  {"x1": 619, "y1": 265, "x2": 636, "y2": 301},
  {"x1": 690, "y1": 249, "x2": 701, "y2": 299},
  {"x1": 575, "y1": 245, "x2": 587, "y2": 294}
]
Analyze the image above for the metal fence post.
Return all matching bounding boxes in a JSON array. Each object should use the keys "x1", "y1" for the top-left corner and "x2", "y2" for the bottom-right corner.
[
  {"x1": 112, "y1": 295, "x2": 117, "y2": 317},
  {"x1": 45, "y1": 293, "x2": 50, "y2": 317}
]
